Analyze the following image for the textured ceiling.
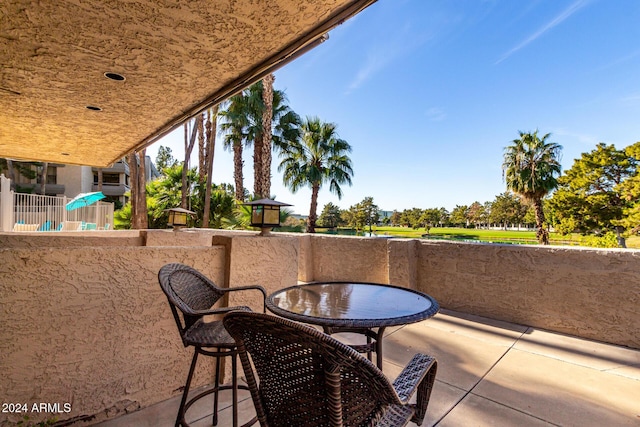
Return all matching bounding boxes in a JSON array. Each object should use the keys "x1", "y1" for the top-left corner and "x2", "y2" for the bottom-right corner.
[{"x1": 0, "y1": 0, "x2": 376, "y2": 167}]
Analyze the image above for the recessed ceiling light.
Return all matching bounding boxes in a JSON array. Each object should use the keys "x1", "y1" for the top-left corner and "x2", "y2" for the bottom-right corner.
[
  {"x1": 104, "y1": 72, "x2": 125, "y2": 81},
  {"x1": 86, "y1": 105, "x2": 102, "y2": 111}
]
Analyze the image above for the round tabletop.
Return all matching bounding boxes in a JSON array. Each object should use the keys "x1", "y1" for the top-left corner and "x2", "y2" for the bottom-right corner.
[{"x1": 266, "y1": 282, "x2": 439, "y2": 329}]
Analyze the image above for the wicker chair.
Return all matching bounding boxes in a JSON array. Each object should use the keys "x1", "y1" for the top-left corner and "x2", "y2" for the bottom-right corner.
[
  {"x1": 158, "y1": 263, "x2": 266, "y2": 427},
  {"x1": 223, "y1": 311, "x2": 438, "y2": 427}
]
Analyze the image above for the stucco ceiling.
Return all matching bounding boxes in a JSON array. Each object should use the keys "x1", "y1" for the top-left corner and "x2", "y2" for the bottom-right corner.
[{"x1": 0, "y1": 0, "x2": 376, "y2": 167}]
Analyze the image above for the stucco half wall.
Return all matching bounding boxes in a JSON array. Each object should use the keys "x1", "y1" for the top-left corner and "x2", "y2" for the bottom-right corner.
[
  {"x1": 415, "y1": 240, "x2": 640, "y2": 348},
  {"x1": 0, "y1": 245, "x2": 230, "y2": 425},
  {"x1": 0, "y1": 230, "x2": 301, "y2": 426},
  {"x1": 301, "y1": 234, "x2": 389, "y2": 282},
  {"x1": 1, "y1": 230, "x2": 638, "y2": 425},
  {"x1": 298, "y1": 235, "x2": 639, "y2": 349},
  {"x1": 296, "y1": 234, "x2": 639, "y2": 349}
]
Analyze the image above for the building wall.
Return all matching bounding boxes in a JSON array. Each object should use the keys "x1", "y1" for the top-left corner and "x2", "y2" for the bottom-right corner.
[
  {"x1": 56, "y1": 165, "x2": 94, "y2": 197},
  {"x1": 2, "y1": 156, "x2": 156, "y2": 208},
  {"x1": 144, "y1": 155, "x2": 160, "y2": 181},
  {"x1": 0, "y1": 163, "x2": 65, "y2": 196}
]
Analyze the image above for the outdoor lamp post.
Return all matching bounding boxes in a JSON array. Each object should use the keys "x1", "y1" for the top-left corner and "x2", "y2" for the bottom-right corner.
[
  {"x1": 245, "y1": 198, "x2": 292, "y2": 236},
  {"x1": 165, "y1": 207, "x2": 195, "y2": 230}
]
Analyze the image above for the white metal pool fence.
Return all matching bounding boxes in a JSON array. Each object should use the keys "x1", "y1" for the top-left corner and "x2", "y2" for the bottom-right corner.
[{"x1": 0, "y1": 175, "x2": 114, "y2": 231}]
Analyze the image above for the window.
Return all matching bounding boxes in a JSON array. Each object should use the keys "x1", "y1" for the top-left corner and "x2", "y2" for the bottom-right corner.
[
  {"x1": 36, "y1": 167, "x2": 57, "y2": 184},
  {"x1": 47, "y1": 167, "x2": 57, "y2": 184},
  {"x1": 94, "y1": 172, "x2": 120, "y2": 184}
]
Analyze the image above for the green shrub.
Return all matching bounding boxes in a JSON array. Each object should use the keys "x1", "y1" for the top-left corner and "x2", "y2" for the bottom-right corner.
[{"x1": 580, "y1": 232, "x2": 619, "y2": 248}]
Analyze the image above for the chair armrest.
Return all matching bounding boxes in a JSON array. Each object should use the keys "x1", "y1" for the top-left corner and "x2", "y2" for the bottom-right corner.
[
  {"x1": 191, "y1": 306, "x2": 252, "y2": 316},
  {"x1": 392, "y1": 353, "x2": 437, "y2": 425},
  {"x1": 221, "y1": 285, "x2": 267, "y2": 313}
]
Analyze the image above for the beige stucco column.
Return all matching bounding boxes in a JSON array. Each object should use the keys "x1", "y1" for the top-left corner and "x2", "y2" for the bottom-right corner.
[{"x1": 387, "y1": 238, "x2": 420, "y2": 290}]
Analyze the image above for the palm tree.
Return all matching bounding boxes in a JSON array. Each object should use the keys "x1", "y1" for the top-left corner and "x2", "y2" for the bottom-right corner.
[
  {"x1": 279, "y1": 117, "x2": 353, "y2": 233},
  {"x1": 202, "y1": 106, "x2": 218, "y2": 227},
  {"x1": 261, "y1": 74, "x2": 275, "y2": 198},
  {"x1": 219, "y1": 93, "x2": 249, "y2": 201},
  {"x1": 218, "y1": 80, "x2": 300, "y2": 200},
  {"x1": 127, "y1": 148, "x2": 148, "y2": 229},
  {"x1": 503, "y1": 130, "x2": 562, "y2": 244}
]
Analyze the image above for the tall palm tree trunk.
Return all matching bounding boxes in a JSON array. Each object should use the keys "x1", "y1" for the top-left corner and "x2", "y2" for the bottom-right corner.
[
  {"x1": 6, "y1": 160, "x2": 15, "y2": 188},
  {"x1": 202, "y1": 106, "x2": 218, "y2": 227},
  {"x1": 97, "y1": 168, "x2": 103, "y2": 192},
  {"x1": 128, "y1": 150, "x2": 148, "y2": 229},
  {"x1": 182, "y1": 124, "x2": 188, "y2": 209},
  {"x1": 261, "y1": 74, "x2": 274, "y2": 198},
  {"x1": 533, "y1": 198, "x2": 548, "y2": 245},
  {"x1": 197, "y1": 112, "x2": 206, "y2": 184},
  {"x1": 307, "y1": 183, "x2": 320, "y2": 233},
  {"x1": 253, "y1": 135, "x2": 262, "y2": 197},
  {"x1": 39, "y1": 162, "x2": 48, "y2": 195},
  {"x1": 182, "y1": 117, "x2": 199, "y2": 209},
  {"x1": 127, "y1": 152, "x2": 138, "y2": 228},
  {"x1": 137, "y1": 148, "x2": 148, "y2": 229},
  {"x1": 233, "y1": 142, "x2": 244, "y2": 201}
]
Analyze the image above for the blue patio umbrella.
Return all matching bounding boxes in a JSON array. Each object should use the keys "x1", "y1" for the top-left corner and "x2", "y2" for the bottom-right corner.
[{"x1": 65, "y1": 192, "x2": 105, "y2": 211}]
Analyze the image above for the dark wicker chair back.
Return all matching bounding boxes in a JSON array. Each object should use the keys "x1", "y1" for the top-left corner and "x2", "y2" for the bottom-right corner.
[
  {"x1": 158, "y1": 263, "x2": 227, "y2": 346},
  {"x1": 224, "y1": 311, "x2": 437, "y2": 427},
  {"x1": 158, "y1": 263, "x2": 265, "y2": 426}
]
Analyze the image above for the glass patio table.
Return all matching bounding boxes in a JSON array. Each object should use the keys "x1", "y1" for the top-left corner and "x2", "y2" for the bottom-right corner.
[{"x1": 266, "y1": 281, "x2": 439, "y2": 369}]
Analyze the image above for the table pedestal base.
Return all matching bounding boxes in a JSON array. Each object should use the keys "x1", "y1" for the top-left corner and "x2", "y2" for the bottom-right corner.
[{"x1": 323, "y1": 326, "x2": 387, "y2": 369}]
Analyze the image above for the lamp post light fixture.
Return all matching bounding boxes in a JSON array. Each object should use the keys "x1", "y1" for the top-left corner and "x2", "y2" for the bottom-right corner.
[
  {"x1": 245, "y1": 198, "x2": 292, "y2": 236},
  {"x1": 165, "y1": 207, "x2": 195, "y2": 230}
]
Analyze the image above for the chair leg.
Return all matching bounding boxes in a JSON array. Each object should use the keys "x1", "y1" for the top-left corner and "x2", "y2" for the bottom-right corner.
[
  {"x1": 232, "y1": 353, "x2": 238, "y2": 427},
  {"x1": 176, "y1": 351, "x2": 199, "y2": 427},
  {"x1": 212, "y1": 348, "x2": 221, "y2": 426},
  {"x1": 176, "y1": 348, "x2": 253, "y2": 427}
]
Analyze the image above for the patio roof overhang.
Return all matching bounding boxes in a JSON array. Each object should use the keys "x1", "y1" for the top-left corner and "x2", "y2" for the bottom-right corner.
[{"x1": 0, "y1": 0, "x2": 376, "y2": 167}]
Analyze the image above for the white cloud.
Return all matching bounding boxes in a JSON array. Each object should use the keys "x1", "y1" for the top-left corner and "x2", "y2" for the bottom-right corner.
[
  {"x1": 346, "y1": 23, "x2": 432, "y2": 94},
  {"x1": 426, "y1": 107, "x2": 446, "y2": 122},
  {"x1": 347, "y1": 52, "x2": 390, "y2": 93},
  {"x1": 619, "y1": 92, "x2": 640, "y2": 104},
  {"x1": 496, "y1": 0, "x2": 590, "y2": 64},
  {"x1": 554, "y1": 128, "x2": 600, "y2": 147},
  {"x1": 596, "y1": 49, "x2": 640, "y2": 72}
]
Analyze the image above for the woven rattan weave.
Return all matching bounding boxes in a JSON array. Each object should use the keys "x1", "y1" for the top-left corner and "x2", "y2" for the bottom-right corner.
[
  {"x1": 158, "y1": 263, "x2": 266, "y2": 427},
  {"x1": 224, "y1": 311, "x2": 438, "y2": 427}
]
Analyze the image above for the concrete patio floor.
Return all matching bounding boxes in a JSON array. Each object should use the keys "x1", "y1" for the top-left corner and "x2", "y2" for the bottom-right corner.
[{"x1": 94, "y1": 310, "x2": 640, "y2": 426}]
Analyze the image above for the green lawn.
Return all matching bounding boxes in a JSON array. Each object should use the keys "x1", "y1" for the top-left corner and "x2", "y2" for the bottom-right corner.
[
  {"x1": 328, "y1": 226, "x2": 639, "y2": 248},
  {"x1": 373, "y1": 226, "x2": 548, "y2": 244},
  {"x1": 626, "y1": 235, "x2": 640, "y2": 248}
]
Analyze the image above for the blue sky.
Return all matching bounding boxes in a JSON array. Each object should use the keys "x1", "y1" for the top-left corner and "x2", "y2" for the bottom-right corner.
[{"x1": 147, "y1": 0, "x2": 640, "y2": 215}]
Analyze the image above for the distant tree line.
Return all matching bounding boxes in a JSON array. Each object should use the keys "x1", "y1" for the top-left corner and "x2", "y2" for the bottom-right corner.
[
  {"x1": 316, "y1": 136, "x2": 640, "y2": 248},
  {"x1": 316, "y1": 193, "x2": 535, "y2": 232}
]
